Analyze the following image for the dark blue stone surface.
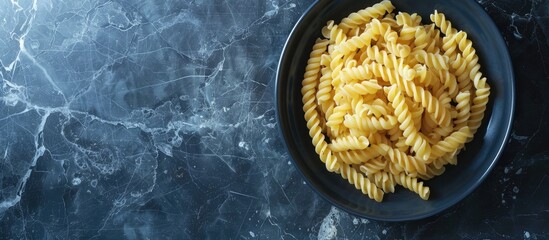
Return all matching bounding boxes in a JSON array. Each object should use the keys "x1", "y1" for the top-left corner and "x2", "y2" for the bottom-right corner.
[{"x1": 0, "y1": 0, "x2": 547, "y2": 239}]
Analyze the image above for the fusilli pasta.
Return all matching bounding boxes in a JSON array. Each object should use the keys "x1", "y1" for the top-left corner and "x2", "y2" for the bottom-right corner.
[{"x1": 301, "y1": 1, "x2": 490, "y2": 202}]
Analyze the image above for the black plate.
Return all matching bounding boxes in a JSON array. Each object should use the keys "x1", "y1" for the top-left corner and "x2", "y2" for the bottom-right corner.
[{"x1": 276, "y1": 0, "x2": 515, "y2": 221}]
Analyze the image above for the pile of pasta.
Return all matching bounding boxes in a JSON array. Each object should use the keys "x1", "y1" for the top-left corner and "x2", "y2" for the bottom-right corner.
[{"x1": 301, "y1": 0, "x2": 490, "y2": 202}]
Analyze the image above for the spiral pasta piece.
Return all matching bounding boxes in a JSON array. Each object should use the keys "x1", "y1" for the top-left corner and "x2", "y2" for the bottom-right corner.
[
  {"x1": 359, "y1": 99, "x2": 392, "y2": 117},
  {"x1": 320, "y1": 99, "x2": 336, "y2": 125},
  {"x1": 406, "y1": 98, "x2": 424, "y2": 130},
  {"x1": 369, "y1": 171, "x2": 396, "y2": 193},
  {"x1": 386, "y1": 40, "x2": 412, "y2": 58},
  {"x1": 335, "y1": 144, "x2": 390, "y2": 164},
  {"x1": 429, "y1": 126, "x2": 471, "y2": 160},
  {"x1": 366, "y1": 61, "x2": 394, "y2": 84},
  {"x1": 367, "y1": 132, "x2": 391, "y2": 145},
  {"x1": 323, "y1": 21, "x2": 347, "y2": 45},
  {"x1": 344, "y1": 114, "x2": 398, "y2": 133},
  {"x1": 330, "y1": 135, "x2": 370, "y2": 152},
  {"x1": 469, "y1": 78, "x2": 490, "y2": 138},
  {"x1": 385, "y1": 85, "x2": 432, "y2": 160},
  {"x1": 371, "y1": 18, "x2": 398, "y2": 43},
  {"x1": 397, "y1": 25, "x2": 416, "y2": 45},
  {"x1": 335, "y1": 80, "x2": 381, "y2": 101},
  {"x1": 330, "y1": 50, "x2": 346, "y2": 89},
  {"x1": 421, "y1": 111, "x2": 437, "y2": 134},
  {"x1": 428, "y1": 124, "x2": 454, "y2": 143},
  {"x1": 454, "y1": 91, "x2": 471, "y2": 129},
  {"x1": 386, "y1": 126, "x2": 401, "y2": 140},
  {"x1": 369, "y1": 63, "x2": 451, "y2": 126},
  {"x1": 387, "y1": 147, "x2": 427, "y2": 175},
  {"x1": 359, "y1": 157, "x2": 388, "y2": 175},
  {"x1": 380, "y1": 13, "x2": 399, "y2": 29},
  {"x1": 316, "y1": 66, "x2": 333, "y2": 104},
  {"x1": 453, "y1": 30, "x2": 491, "y2": 137},
  {"x1": 326, "y1": 103, "x2": 351, "y2": 133},
  {"x1": 417, "y1": 164, "x2": 446, "y2": 180},
  {"x1": 430, "y1": 11, "x2": 457, "y2": 36},
  {"x1": 340, "y1": 164, "x2": 384, "y2": 202},
  {"x1": 390, "y1": 67, "x2": 452, "y2": 126},
  {"x1": 365, "y1": 45, "x2": 397, "y2": 70},
  {"x1": 340, "y1": 65, "x2": 374, "y2": 83},
  {"x1": 413, "y1": 26, "x2": 429, "y2": 51},
  {"x1": 437, "y1": 69, "x2": 458, "y2": 98},
  {"x1": 395, "y1": 173, "x2": 430, "y2": 200},
  {"x1": 339, "y1": 0, "x2": 395, "y2": 31},
  {"x1": 431, "y1": 151, "x2": 459, "y2": 169},
  {"x1": 453, "y1": 60, "x2": 473, "y2": 93},
  {"x1": 302, "y1": 39, "x2": 341, "y2": 172},
  {"x1": 337, "y1": 29, "x2": 378, "y2": 56},
  {"x1": 387, "y1": 161, "x2": 405, "y2": 176},
  {"x1": 441, "y1": 33, "x2": 460, "y2": 60},
  {"x1": 414, "y1": 50, "x2": 449, "y2": 71},
  {"x1": 412, "y1": 64, "x2": 438, "y2": 87},
  {"x1": 424, "y1": 24, "x2": 442, "y2": 53},
  {"x1": 396, "y1": 12, "x2": 422, "y2": 27}
]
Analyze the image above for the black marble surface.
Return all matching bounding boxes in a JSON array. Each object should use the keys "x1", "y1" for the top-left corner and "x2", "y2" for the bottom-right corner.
[{"x1": 0, "y1": 0, "x2": 547, "y2": 239}]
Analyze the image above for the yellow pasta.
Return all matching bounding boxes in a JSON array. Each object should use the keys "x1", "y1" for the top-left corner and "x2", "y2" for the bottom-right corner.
[
  {"x1": 369, "y1": 171, "x2": 396, "y2": 193},
  {"x1": 329, "y1": 135, "x2": 370, "y2": 152},
  {"x1": 344, "y1": 113, "x2": 398, "y2": 133},
  {"x1": 360, "y1": 100, "x2": 392, "y2": 118},
  {"x1": 339, "y1": 164, "x2": 385, "y2": 202},
  {"x1": 334, "y1": 144, "x2": 390, "y2": 164},
  {"x1": 335, "y1": 80, "x2": 381, "y2": 101},
  {"x1": 302, "y1": 39, "x2": 341, "y2": 172},
  {"x1": 301, "y1": 0, "x2": 490, "y2": 202},
  {"x1": 394, "y1": 172, "x2": 430, "y2": 200},
  {"x1": 385, "y1": 85, "x2": 432, "y2": 160},
  {"x1": 386, "y1": 147, "x2": 427, "y2": 175},
  {"x1": 339, "y1": 0, "x2": 395, "y2": 32},
  {"x1": 417, "y1": 163, "x2": 446, "y2": 180},
  {"x1": 359, "y1": 157, "x2": 387, "y2": 175}
]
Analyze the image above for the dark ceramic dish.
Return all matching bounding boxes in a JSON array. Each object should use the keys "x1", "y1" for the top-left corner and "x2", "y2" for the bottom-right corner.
[{"x1": 276, "y1": 0, "x2": 515, "y2": 221}]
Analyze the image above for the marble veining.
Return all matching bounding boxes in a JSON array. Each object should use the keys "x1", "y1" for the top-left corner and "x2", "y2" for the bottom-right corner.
[{"x1": 0, "y1": 0, "x2": 548, "y2": 239}]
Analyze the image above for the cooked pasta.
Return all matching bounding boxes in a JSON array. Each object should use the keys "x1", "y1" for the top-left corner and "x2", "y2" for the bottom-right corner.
[
  {"x1": 301, "y1": 0, "x2": 490, "y2": 202},
  {"x1": 394, "y1": 172, "x2": 430, "y2": 200},
  {"x1": 329, "y1": 135, "x2": 370, "y2": 152},
  {"x1": 334, "y1": 143, "x2": 390, "y2": 164}
]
